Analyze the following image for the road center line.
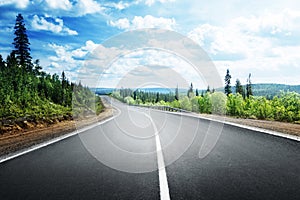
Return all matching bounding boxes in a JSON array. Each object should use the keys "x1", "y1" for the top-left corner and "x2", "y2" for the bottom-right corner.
[{"x1": 143, "y1": 112, "x2": 171, "y2": 200}]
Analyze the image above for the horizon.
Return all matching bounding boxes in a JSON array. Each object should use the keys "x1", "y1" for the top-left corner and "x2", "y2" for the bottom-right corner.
[{"x1": 92, "y1": 82, "x2": 300, "y2": 92}]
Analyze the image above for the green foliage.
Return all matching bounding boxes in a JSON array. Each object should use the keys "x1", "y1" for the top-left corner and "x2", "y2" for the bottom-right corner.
[
  {"x1": 124, "y1": 96, "x2": 135, "y2": 105},
  {"x1": 224, "y1": 69, "x2": 232, "y2": 96},
  {"x1": 235, "y1": 79, "x2": 245, "y2": 97},
  {"x1": 0, "y1": 14, "x2": 103, "y2": 128},
  {"x1": 13, "y1": 14, "x2": 32, "y2": 70},
  {"x1": 187, "y1": 83, "x2": 194, "y2": 98},
  {"x1": 246, "y1": 73, "x2": 253, "y2": 98},
  {"x1": 180, "y1": 96, "x2": 192, "y2": 111},
  {"x1": 114, "y1": 86, "x2": 300, "y2": 123},
  {"x1": 198, "y1": 93, "x2": 212, "y2": 114},
  {"x1": 224, "y1": 92, "x2": 300, "y2": 122},
  {"x1": 190, "y1": 97, "x2": 199, "y2": 112},
  {"x1": 211, "y1": 92, "x2": 227, "y2": 115}
]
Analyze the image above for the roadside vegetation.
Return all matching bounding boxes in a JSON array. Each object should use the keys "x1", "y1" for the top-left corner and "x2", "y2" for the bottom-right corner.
[
  {"x1": 0, "y1": 14, "x2": 103, "y2": 134},
  {"x1": 112, "y1": 70, "x2": 300, "y2": 123}
]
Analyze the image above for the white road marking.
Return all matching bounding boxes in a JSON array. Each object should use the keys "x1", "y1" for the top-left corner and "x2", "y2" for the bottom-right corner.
[
  {"x1": 0, "y1": 106, "x2": 121, "y2": 164},
  {"x1": 143, "y1": 112, "x2": 171, "y2": 200},
  {"x1": 150, "y1": 109, "x2": 300, "y2": 142}
]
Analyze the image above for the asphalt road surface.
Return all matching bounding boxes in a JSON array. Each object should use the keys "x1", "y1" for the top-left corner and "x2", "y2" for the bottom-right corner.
[{"x1": 0, "y1": 96, "x2": 299, "y2": 200}]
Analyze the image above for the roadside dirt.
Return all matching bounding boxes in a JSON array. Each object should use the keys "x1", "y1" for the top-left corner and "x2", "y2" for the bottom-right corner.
[
  {"x1": 1, "y1": 102, "x2": 299, "y2": 158},
  {"x1": 0, "y1": 102, "x2": 114, "y2": 158},
  {"x1": 198, "y1": 114, "x2": 300, "y2": 137}
]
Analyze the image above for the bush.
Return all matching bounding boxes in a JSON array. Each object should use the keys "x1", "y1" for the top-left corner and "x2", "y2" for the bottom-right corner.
[
  {"x1": 180, "y1": 96, "x2": 192, "y2": 111},
  {"x1": 124, "y1": 96, "x2": 135, "y2": 105},
  {"x1": 211, "y1": 92, "x2": 227, "y2": 115}
]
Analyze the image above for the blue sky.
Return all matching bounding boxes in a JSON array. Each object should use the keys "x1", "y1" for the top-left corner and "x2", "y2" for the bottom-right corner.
[{"x1": 0, "y1": 0, "x2": 300, "y2": 88}]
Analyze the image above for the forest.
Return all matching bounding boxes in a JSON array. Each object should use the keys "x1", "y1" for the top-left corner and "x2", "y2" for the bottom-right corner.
[
  {"x1": 112, "y1": 71, "x2": 300, "y2": 123},
  {"x1": 0, "y1": 14, "x2": 102, "y2": 133}
]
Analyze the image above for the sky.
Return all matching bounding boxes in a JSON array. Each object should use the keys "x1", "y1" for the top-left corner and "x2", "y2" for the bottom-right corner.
[{"x1": 0, "y1": 0, "x2": 300, "y2": 89}]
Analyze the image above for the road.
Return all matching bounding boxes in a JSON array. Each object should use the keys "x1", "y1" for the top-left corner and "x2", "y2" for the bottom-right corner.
[{"x1": 0, "y1": 96, "x2": 299, "y2": 200}]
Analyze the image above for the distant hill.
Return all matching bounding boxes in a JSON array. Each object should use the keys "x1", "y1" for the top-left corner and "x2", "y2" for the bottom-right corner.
[
  {"x1": 91, "y1": 88, "x2": 114, "y2": 95},
  {"x1": 228, "y1": 84, "x2": 300, "y2": 98},
  {"x1": 92, "y1": 84, "x2": 300, "y2": 97}
]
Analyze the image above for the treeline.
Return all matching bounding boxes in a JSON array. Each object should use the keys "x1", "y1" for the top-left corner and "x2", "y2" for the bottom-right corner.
[
  {"x1": 112, "y1": 69, "x2": 300, "y2": 123},
  {"x1": 113, "y1": 88, "x2": 176, "y2": 103},
  {"x1": 0, "y1": 14, "x2": 102, "y2": 130}
]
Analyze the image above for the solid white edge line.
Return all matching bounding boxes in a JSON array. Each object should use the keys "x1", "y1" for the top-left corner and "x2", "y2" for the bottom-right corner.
[
  {"x1": 0, "y1": 108, "x2": 120, "y2": 164},
  {"x1": 147, "y1": 109, "x2": 300, "y2": 142},
  {"x1": 143, "y1": 112, "x2": 171, "y2": 200}
]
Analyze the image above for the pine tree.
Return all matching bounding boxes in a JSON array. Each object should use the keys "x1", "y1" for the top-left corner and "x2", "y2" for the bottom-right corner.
[
  {"x1": 187, "y1": 82, "x2": 193, "y2": 98},
  {"x1": 175, "y1": 85, "x2": 179, "y2": 100},
  {"x1": 235, "y1": 79, "x2": 244, "y2": 94},
  {"x1": 155, "y1": 92, "x2": 159, "y2": 103},
  {"x1": 33, "y1": 59, "x2": 42, "y2": 76},
  {"x1": 206, "y1": 85, "x2": 211, "y2": 93},
  {"x1": 195, "y1": 89, "x2": 199, "y2": 96},
  {"x1": 224, "y1": 69, "x2": 232, "y2": 96},
  {"x1": 13, "y1": 13, "x2": 32, "y2": 71},
  {"x1": 246, "y1": 73, "x2": 253, "y2": 98},
  {"x1": 0, "y1": 55, "x2": 5, "y2": 71}
]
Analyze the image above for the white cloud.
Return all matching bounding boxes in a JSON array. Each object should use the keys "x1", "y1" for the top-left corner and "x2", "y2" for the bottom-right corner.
[
  {"x1": 46, "y1": 40, "x2": 100, "y2": 81},
  {"x1": 107, "y1": 1, "x2": 130, "y2": 10},
  {"x1": 41, "y1": 0, "x2": 104, "y2": 16},
  {"x1": 31, "y1": 15, "x2": 78, "y2": 36},
  {"x1": 45, "y1": 0, "x2": 72, "y2": 10},
  {"x1": 108, "y1": 18, "x2": 130, "y2": 29},
  {"x1": 108, "y1": 15, "x2": 176, "y2": 30},
  {"x1": 0, "y1": 0, "x2": 29, "y2": 8},
  {"x1": 144, "y1": 0, "x2": 176, "y2": 6},
  {"x1": 72, "y1": 40, "x2": 98, "y2": 58},
  {"x1": 75, "y1": 0, "x2": 104, "y2": 16},
  {"x1": 188, "y1": 9, "x2": 300, "y2": 58},
  {"x1": 188, "y1": 9, "x2": 300, "y2": 85},
  {"x1": 92, "y1": 49, "x2": 207, "y2": 88},
  {"x1": 231, "y1": 9, "x2": 300, "y2": 35}
]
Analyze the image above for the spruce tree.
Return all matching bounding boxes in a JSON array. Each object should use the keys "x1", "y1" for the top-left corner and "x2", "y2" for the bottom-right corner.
[
  {"x1": 175, "y1": 85, "x2": 179, "y2": 100},
  {"x1": 235, "y1": 79, "x2": 243, "y2": 94},
  {"x1": 195, "y1": 89, "x2": 199, "y2": 96},
  {"x1": 224, "y1": 69, "x2": 232, "y2": 96},
  {"x1": 155, "y1": 92, "x2": 159, "y2": 103},
  {"x1": 0, "y1": 55, "x2": 5, "y2": 70},
  {"x1": 187, "y1": 82, "x2": 193, "y2": 98},
  {"x1": 246, "y1": 73, "x2": 253, "y2": 98},
  {"x1": 13, "y1": 13, "x2": 32, "y2": 71},
  {"x1": 206, "y1": 85, "x2": 211, "y2": 93}
]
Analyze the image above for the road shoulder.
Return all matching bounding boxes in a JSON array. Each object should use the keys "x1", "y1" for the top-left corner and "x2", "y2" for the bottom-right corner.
[{"x1": 0, "y1": 100, "x2": 114, "y2": 158}]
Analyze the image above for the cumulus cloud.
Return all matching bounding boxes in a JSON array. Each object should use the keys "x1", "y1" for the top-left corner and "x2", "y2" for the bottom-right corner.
[
  {"x1": 31, "y1": 15, "x2": 78, "y2": 36},
  {"x1": 106, "y1": 1, "x2": 130, "y2": 10},
  {"x1": 188, "y1": 9, "x2": 300, "y2": 84},
  {"x1": 46, "y1": 40, "x2": 100, "y2": 81},
  {"x1": 188, "y1": 9, "x2": 300, "y2": 58},
  {"x1": 0, "y1": 0, "x2": 30, "y2": 8},
  {"x1": 108, "y1": 15, "x2": 176, "y2": 30},
  {"x1": 144, "y1": 0, "x2": 176, "y2": 6},
  {"x1": 42, "y1": 0, "x2": 105, "y2": 16},
  {"x1": 72, "y1": 40, "x2": 98, "y2": 58},
  {"x1": 74, "y1": 0, "x2": 105, "y2": 16},
  {"x1": 45, "y1": 0, "x2": 72, "y2": 10}
]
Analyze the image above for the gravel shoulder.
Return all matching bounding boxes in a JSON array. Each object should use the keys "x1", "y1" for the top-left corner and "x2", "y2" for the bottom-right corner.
[
  {"x1": 0, "y1": 100, "x2": 114, "y2": 157},
  {"x1": 1, "y1": 101, "x2": 299, "y2": 158},
  {"x1": 198, "y1": 113, "x2": 300, "y2": 137}
]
